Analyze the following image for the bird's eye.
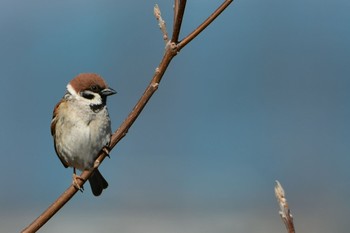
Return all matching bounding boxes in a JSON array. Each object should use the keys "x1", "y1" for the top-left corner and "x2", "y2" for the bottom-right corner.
[
  {"x1": 82, "y1": 91, "x2": 94, "y2": 100},
  {"x1": 90, "y1": 85, "x2": 99, "y2": 92}
]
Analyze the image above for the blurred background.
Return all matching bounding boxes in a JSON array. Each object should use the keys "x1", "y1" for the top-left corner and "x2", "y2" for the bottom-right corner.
[{"x1": 1, "y1": 0, "x2": 349, "y2": 232}]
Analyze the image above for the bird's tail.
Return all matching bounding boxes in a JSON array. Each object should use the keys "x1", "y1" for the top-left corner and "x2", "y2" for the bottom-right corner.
[{"x1": 88, "y1": 169, "x2": 108, "y2": 196}]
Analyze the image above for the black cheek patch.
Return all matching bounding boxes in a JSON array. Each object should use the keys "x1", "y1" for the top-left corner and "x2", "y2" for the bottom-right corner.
[{"x1": 81, "y1": 92, "x2": 94, "y2": 100}]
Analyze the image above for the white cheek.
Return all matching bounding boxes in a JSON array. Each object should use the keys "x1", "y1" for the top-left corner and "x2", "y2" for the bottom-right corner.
[{"x1": 90, "y1": 94, "x2": 103, "y2": 105}]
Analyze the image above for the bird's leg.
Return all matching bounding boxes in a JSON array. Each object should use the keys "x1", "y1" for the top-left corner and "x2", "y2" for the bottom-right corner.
[{"x1": 72, "y1": 168, "x2": 84, "y2": 192}]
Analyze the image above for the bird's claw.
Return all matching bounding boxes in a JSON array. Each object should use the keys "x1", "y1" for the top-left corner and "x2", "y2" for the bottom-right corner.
[
  {"x1": 72, "y1": 174, "x2": 85, "y2": 192},
  {"x1": 103, "y1": 146, "x2": 110, "y2": 158}
]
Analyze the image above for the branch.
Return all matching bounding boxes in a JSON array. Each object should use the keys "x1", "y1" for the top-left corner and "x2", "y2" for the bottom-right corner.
[
  {"x1": 178, "y1": 0, "x2": 233, "y2": 50},
  {"x1": 275, "y1": 180, "x2": 296, "y2": 233},
  {"x1": 172, "y1": 0, "x2": 186, "y2": 43},
  {"x1": 21, "y1": 1, "x2": 233, "y2": 232}
]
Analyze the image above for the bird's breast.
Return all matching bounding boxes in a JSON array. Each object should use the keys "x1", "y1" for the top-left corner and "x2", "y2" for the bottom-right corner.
[{"x1": 55, "y1": 102, "x2": 111, "y2": 170}]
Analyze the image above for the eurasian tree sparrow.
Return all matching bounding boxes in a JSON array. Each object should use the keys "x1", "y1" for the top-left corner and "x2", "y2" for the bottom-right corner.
[{"x1": 51, "y1": 73, "x2": 116, "y2": 196}]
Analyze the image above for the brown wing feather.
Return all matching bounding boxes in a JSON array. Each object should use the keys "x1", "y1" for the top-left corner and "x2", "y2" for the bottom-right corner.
[{"x1": 51, "y1": 100, "x2": 69, "y2": 168}]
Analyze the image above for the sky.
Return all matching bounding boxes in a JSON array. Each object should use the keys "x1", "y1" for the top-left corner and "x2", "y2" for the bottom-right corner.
[{"x1": 0, "y1": 0, "x2": 350, "y2": 232}]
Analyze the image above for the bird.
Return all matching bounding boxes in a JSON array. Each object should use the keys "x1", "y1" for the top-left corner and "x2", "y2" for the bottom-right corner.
[{"x1": 51, "y1": 73, "x2": 116, "y2": 196}]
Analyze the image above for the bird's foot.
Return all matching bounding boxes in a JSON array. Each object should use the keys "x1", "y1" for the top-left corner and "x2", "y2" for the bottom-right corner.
[
  {"x1": 72, "y1": 173, "x2": 85, "y2": 192},
  {"x1": 102, "y1": 146, "x2": 110, "y2": 158}
]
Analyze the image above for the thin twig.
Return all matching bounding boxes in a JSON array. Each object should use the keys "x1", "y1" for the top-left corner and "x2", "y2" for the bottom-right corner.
[
  {"x1": 275, "y1": 180, "x2": 296, "y2": 233},
  {"x1": 21, "y1": 1, "x2": 233, "y2": 232},
  {"x1": 178, "y1": 0, "x2": 233, "y2": 50},
  {"x1": 154, "y1": 4, "x2": 169, "y2": 44},
  {"x1": 173, "y1": 0, "x2": 179, "y2": 24},
  {"x1": 172, "y1": 0, "x2": 186, "y2": 43}
]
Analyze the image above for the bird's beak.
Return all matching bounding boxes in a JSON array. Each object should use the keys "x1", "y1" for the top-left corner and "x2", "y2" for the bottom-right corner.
[{"x1": 100, "y1": 87, "x2": 117, "y2": 96}]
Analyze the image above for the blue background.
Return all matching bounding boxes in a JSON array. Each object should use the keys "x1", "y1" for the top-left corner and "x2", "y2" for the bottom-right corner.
[{"x1": 1, "y1": 0, "x2": 349, "y2": 232}]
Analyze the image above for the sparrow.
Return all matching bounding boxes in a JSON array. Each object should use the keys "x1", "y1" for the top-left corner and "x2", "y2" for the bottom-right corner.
[{"x1": 51, "y1": 73, "x2": 116, "y2": 196}]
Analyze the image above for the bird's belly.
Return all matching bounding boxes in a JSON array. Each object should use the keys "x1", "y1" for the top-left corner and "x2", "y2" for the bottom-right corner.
[{"x1": 58, "y1": 121, "x2": 110, "y2": 171}]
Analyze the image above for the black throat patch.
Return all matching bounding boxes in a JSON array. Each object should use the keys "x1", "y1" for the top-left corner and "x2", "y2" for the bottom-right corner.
[{"x1": 90, "y1": 103, "x2": 104, "y2": 113}]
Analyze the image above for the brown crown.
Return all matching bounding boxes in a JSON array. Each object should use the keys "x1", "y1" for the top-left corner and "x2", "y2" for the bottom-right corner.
[{"x1": 69, "y1": 73, "x2": 108, "y2": 93}]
